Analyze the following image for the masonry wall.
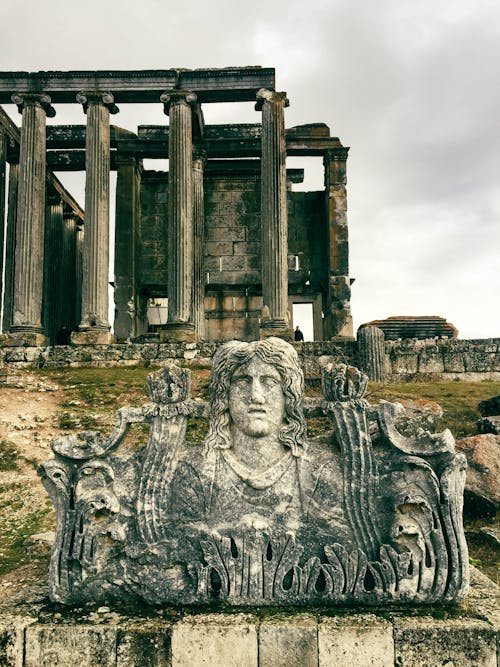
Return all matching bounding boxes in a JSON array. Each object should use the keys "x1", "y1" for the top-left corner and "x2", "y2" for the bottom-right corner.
[{"x1": 139, "y1": 170, "x2": 326, "y2": 341}]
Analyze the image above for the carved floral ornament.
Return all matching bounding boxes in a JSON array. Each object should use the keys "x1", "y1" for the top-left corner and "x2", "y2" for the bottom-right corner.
[{"x1": 39, "y1": 337, "x2": 469, "y2": 607}]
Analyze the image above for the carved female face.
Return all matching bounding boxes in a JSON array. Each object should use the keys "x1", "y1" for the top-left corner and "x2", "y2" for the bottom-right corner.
[{"x1": 228, "y1": 358, "x2": 285, "y2": 438}]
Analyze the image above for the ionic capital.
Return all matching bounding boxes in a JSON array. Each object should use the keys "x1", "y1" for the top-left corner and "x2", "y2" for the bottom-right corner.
[
  {"x1": 11, "y1": 92, "x2": 56, "y2": 118},
  {"x1": 160, "y1": 90, "x2": 197, "y2": 116},
  {"x1": 76, "y1": 91, "x2": 119, "y2": 115},
  {"x1": 255, "y1": 89, "x2": 289, "y2": 111},
  {"x1": 192, "y1": 145, "x2": 207, "y2": 164}
]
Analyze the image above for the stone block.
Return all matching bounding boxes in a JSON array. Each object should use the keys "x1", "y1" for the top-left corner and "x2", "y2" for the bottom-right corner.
[
  {"x1": 442, "y1": 351, "x2": 465, "y2": 372},
  {"x1": 71, "y1": 331, "x2": 115, "y2": 345},
  {"x1": 206, "y1": 226, "x2": 246, "y2": 242},
  {"x1": 233, "y1": 241, "x2": 259, "y2": 255},
  {"x1": 171, "y1": 614, "x2": 258, "y2": 667},
  {"x1": 116, "y1": 623, "x2": 171, "y2": 666},
  {"x1": 259, "y1": 614, "x2": 318, "y2": 667},
  {"x1": 24, "y1": 625, "x2": 117, "y2": 667},
  {"x1": 418, "y1": 349, "x2": 444, "y2": 374},
  {"x1": 318, "y1": 615, "x2": 394, "y2": 667},
  {"x1": 206, "y1": 241, "x2": 233, "y2": 256},
  {"x1": 0, "y1": 617, "x2": 28, "y2": 666},
  {"x1": 393, "y1": 617, "x2": 497, "y2": 666},
  {"x1": 391, "y1": 352, "x2": 418, "y2": 375},
  {"x1": 0, "y1": 332, "x2": 48, "y2": 347}
]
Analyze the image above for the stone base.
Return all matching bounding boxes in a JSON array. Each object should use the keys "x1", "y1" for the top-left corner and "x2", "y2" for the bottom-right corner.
[
  {"x1": 259, "y1": 323, "x2": 292, "y2": 342},
  {"x1": 159, "y1": 323, "x2": 197, "y2": 343},
  {"x1": 0, "y1": 568, "x2": 497, "y2": 666},
  {"x1": 71, "y1": 331, "x2": 115, "y2": 345},
  {"x1": 0, "y1": 332, "x2": 49, "y2": 347}
]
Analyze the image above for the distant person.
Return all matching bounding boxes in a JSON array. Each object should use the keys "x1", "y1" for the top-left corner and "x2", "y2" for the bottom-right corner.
[
  {"x1": 55, "y1": 325, "x2": 71, "y2": 346},
  {"x1": 294, "y1": 325, "x2": 304, "y2": 342}
]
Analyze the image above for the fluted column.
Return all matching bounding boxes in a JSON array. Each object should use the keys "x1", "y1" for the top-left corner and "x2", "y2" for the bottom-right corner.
[
  {"x1": 74, "y1": 91, "x2": 118, "y2": 343},
  {"x1": 0, "y1": 130, "x2": 6, "y2": 328},
  {"x1": 9, "y1": 93, "x2": 55, "y2": 342},
  {"x1": 256, "y1": 89, "x2": 290, "y2": 335},
  {"x1": 160, "y1": 91, "x2": 196, "y2": 340},
  {"x1": 192, "y1": 147, "x2": 206, "y2": 340},
  {"x1": 2, "y1": 162, "x2": 18, "y2": 332},
  {"x1": 43, "y1": 198, "x2": 64, "y2": 342},
  {"x1": 323, "y1": 148, "x2": 353, "y2": 339}
]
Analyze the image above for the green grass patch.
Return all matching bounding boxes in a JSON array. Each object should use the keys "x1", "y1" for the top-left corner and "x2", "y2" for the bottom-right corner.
[{"x1": 0, "y1": 440, "x2": 19, "y2": 472}]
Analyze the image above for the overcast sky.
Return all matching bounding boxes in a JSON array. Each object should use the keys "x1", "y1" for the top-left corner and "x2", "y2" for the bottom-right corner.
[{"x1": 1, "y1": 0, "x2": 498, "y2": 339}]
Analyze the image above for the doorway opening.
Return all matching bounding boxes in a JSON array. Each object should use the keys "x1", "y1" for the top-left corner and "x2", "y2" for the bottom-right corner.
[{"x1": 292, "y1": 302, "x2": 314, "y2": 341}]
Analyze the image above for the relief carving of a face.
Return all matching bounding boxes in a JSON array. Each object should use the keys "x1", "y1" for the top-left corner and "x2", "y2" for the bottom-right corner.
[{"x1": 228, "y1": 358, "x2": 285, "y2": 438}]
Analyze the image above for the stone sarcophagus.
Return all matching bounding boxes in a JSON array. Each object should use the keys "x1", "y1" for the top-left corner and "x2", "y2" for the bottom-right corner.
[{"x1": 39, "y1": 338, "x2": 469, "y2": 606}]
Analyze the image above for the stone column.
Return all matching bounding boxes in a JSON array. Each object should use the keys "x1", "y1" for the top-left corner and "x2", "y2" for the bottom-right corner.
[
  {"x1": 160, "y1": 91, "x2": 197, "y2": 341},
  {"x1": 2, "y1": 161, "x2": 18, "y2": 332},
  {"x1": 114, "y1": 154, "x2": 143, "y2": 340},
  {"x1": 9, "y1": 93, "x2": 55, "y2": 344},
  {"x1": 0, "y1": 130, "x2": 7, "y2": 329},
  {"x1": 255, "y1": 89, "x2": 290, "y2": 338},
  {"x1": 192, "y1": 147, "x2": 206, "y2": 340},
  {"x1": 43, "y1": 197, "x2": 64, "y2": 343},
  {"x1": 72, "y1": 91, "x2": 118, "y2": 345},
  {"x1": 323, "y1": 148, "x2": 353, "y2": 339},
  {"x1": 61, "y1": 213, "x2": 77, "y2": 332},
  {"x1": 75, "y1": 222, "x2": 84, "y2": 335}
]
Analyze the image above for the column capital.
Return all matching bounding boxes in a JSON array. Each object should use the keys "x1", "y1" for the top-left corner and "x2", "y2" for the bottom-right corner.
[
  {"x1": 11, "y1": 92, "x2": 56, "y2": 117},
  {"x1": 160, "y1": 90, "x2": 197, "y2": 115},
  {"x1": 323, "y1": 147, "x2": 350, "y2": 164},
  {"x1": 192, "y1": 145, "x2": 207, "y2": 164},
  {"x1": 255, "y1": 89, "x2": 289, "y2": 111},
  {"x1": 76, "y1": 91, "x2": 119, "y2": 114}
]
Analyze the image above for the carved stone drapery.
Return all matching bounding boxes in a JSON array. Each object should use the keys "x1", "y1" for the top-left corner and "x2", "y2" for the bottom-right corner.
[
  {"x1": 76, "y1": 92, "x2": 118, "y2": 332},
  {"x1": 10, "y1": 93, "x2": 55, "y2": 339},
  {"x1": 256, "y1": 89, "x2": 289, "y2": 331},
  {"x1": 161, "y1": 91, "x2": 197, "y2": 339}
]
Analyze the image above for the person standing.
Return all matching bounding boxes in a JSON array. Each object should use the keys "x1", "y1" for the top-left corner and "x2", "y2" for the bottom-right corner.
[{"x1": 294, "y1": 325, "x2": 304, "y2": 342}]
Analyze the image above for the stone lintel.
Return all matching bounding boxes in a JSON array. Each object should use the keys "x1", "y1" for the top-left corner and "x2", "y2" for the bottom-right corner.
[
  {"x1": 70, "y1": 330, "x2": 115, "y2": 345},
  {"x1": 0, "y1": 68, "x2": 276, "y2": 104}
]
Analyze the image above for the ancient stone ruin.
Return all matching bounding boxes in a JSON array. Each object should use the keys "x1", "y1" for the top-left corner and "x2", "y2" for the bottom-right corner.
[
  {"x1": 0, "y1": 67, "x2": 352, "y2": 345},
  {"x1": 39, "y1": 337, "x2": 469, "y2": 606}
]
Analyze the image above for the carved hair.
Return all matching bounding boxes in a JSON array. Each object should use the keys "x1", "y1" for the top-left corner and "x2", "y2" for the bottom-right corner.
[{"x1": 205, "y1": 337, "x2": 307, "y2": 457}]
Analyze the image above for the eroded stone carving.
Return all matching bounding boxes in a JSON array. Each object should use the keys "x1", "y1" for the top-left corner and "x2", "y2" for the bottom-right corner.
[{"x1": 39, "y1": 337, "x2": 469, "y2": 606}]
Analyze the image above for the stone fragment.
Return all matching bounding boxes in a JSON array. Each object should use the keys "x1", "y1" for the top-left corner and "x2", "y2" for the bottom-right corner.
[
  {"x1": 456, "y1": 434, "x2": 500, "y2": 515},
  {"x1": 318, "y1": 615, "x2": 394, "y2": 666},
  {"x1": 478, "y1": 394, "x2": 500, "y2": 417},
  {"x1": 477, "y1": 416, "x2": 500, "y2": 435},
  {"x1": 393, "y1": 617, "x2": 497, "y2": 667},
  {"x1": 24, "y1": 625, "x2": 117, "y2": 667},
  {"x1": 116, "y1": 623, "x2": 171, "y2": 667},
  {"x1": 171, "y1": 614, "x2": 258, "y2": 667}
]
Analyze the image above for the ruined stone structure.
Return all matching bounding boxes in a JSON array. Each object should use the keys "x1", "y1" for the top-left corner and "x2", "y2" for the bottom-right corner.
[
  {"x1": 0, "y1": 68, "x2": 353, "y2": 344},
  {"x1": 40, "y1": 337, "x2": 469, "y2": 607}
]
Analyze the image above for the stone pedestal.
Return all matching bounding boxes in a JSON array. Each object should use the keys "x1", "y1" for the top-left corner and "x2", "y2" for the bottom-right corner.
[
  {"x1": 161, "y1": 91, "x2": 196, "y2": 341},
  {"x1": 77, "y1": 92, "x2": 118, "y2": 333},
  {"x1": 256, "y1": 89, "x2": 290, "y2": 335},
  {"x1": 70, "y1": 330, "x2": 115, "y2": 345},
  {"x1": 9, "y1": 93, "x2": 55, "y2": 341},
  {"x1": 323, "y1": 149, "x2": 353, "y2": 339}
]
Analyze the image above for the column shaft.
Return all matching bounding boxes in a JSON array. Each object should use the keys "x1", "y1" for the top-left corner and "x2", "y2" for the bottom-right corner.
[
  {"x1": 192, "y1": 150, "x2": 205, "y2": 339},
  {"x1": 11, "y1": 97, "x2": 51, "y2": 337},
  {"x1": 323, "y1": 149, "x2": 353, "y2": 339},
  {"x1": 43, "y1": 200, "x2": 64, "y2": 342},
  {"x1": 2, "y1": 162, "x2": 18, "y2": 331},
  {"x1": 165, "y1": 93, "x2": 195, "y2": 328},
  {"x1": 80, "y1": 100, "x2": 111, "y2": 329},
  {"x1": 61, "y1": 215, "x2": 77, "y2": 331},
  {"x1": 0, "y1": 131, "x2": 6, "y2": 328},
  {"x1": 257, "y1": 90, "x2": 289, "y2": 329}
]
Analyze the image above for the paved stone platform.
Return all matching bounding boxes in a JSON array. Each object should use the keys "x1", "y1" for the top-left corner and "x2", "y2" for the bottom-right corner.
[{"x1": 0, "y1": 568, "x2": 497, "y2": 666}]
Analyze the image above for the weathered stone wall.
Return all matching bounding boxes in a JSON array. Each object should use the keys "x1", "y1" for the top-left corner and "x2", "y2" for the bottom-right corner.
[
  {"x1": 1, "y1": 338, "x2": 499, "y2": 381},
  {"x1": 138, "y1": 171, "x2": 325, "y2": 340}
]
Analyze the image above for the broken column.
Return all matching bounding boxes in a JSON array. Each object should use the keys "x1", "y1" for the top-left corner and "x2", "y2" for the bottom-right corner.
[
  {"x1": 9, "y1": 93, "x2": 55, "y2": 344},
  {"x1": 73, "y1": 91, "x2": 118, "y2": 344},
  {"x1": 256, "y1": 89, "x2": 290, "y2": 337},
  {"x1": 160, "y1": 91, "x2": 197, "y2": 341},
  {"x1": 323, "y1": 148, "x2": 353, "y2": 339},
  {"x1": 192, "y1": 147, "x2": 206, "y2": 340}
]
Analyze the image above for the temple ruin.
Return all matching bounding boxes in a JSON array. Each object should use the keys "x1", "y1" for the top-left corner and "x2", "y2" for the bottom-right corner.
[{"x1": 0, "y1": 68, "x2": 352, "y2": 345}]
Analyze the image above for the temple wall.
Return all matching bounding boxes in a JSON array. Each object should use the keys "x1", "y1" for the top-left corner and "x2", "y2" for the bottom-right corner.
[
  {"x1": 1, "y1": 338, "x2": 500, "y2": 382},
  {"x1": 138, "y1": 170, "x2": 326, "y2": 340}
]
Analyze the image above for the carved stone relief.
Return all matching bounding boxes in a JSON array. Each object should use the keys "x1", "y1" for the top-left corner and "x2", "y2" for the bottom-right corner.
[{"x1": 39, "y1": 337, "x2": 469, "y2": 606}]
